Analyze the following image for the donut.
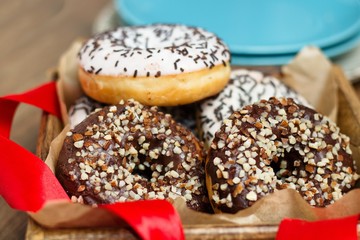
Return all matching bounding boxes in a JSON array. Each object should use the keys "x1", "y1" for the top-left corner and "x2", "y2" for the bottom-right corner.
[
  {"x1": 199, "y1": 69, "x2": 310, "y2": 147},
  {"x1": 206, "y1": 97, "x2": 359, "y2": 213},
  {"x1": 160, "y1": 104, "x2": 198, "y2": 135},
  {"x1": 68, "y1": 96, "x2": 105, "y2": 129},
  {"x1": 56, "y1": 99, "x2": 211, "y2": 212},
  {"x1": 69, "y1": 95, "x2": 197, "y2": 135},
  {"x1": 78, "y1": 24, "x2": 231, "y2": 106}
]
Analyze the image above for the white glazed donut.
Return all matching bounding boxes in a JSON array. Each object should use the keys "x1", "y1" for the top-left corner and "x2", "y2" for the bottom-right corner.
[
  {"x1": 198, "y1": 69, "x2": 310, "y2": 146},
  {"x1": 78, "y1": 24, "x2": 231, "y2": 106},
  {"x1": 68, "y1": 96, "x2": 197, "y2": 134},
  {"x1": 68, "y1": 96, "x2": 104, "y2": 129}
]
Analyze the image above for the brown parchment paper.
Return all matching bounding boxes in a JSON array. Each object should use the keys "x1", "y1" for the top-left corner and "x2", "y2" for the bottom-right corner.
[
  {"x1": 282, "y1": 46, "x2": 338, "y2": 122},
  {"x1": 56, "y1": 40, "x2": 86, "y2": 125},
  {"x1": 30, "y1": 41, "x2": 360, "y2": 229}
]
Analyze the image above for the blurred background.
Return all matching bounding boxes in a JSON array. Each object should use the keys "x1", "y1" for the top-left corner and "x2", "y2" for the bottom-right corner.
[
  {"x1": 1, "y1": 0, "x2": 360, "y2": 239},
  {"x1": 110, "y1": 0, "x2": 360, "y2": 70},
  {"x1": 0, "y1": 1, "x2": 108, "y2": 239}
]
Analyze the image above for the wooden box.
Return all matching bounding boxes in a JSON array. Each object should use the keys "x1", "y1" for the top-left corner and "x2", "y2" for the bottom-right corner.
[{"x1": 26, "y1": 66, "x2": 360, "y2": 240}]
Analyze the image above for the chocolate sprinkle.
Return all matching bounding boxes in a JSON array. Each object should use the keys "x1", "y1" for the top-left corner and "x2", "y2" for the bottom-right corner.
[{"x1": 78, "y1": 24, "x2": 230, "y2": 78}]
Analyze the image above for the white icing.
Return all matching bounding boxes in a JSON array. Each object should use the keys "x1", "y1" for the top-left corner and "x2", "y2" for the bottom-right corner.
[
  {"x1": 78, "y1": 24, "x2": 230, "y2": 77},
  {"x1": 69, "y1": 109, "x2": 89, "y2": 129},
  {"x1": 68, "y1": 96, "x2": 104, "y2": 129},
  {"x1": 69, "y1": 96, "x2": 198, "y2": 134},
  {"x1": 199, "y1": 69, "x2": 310, "y2": 146}
]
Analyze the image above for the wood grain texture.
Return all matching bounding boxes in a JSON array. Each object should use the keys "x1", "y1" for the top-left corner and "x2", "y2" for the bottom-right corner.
[{"x1": 0, "y1": 1, "x2": 109, "y2": 239}]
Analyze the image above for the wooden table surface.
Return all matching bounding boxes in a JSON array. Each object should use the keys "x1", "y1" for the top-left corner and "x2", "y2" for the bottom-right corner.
[
  {"x1": 0, "y1": 1, "x2": 109, "y2": 239},
  {"x1": 1, "y1": 1, "x2": 360, "y2": 239}
]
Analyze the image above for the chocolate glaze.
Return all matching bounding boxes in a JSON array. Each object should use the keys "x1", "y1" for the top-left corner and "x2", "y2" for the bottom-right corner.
[
  {"x1": 57, "y1": 99, "x2": 211, "y2": 212},
  {"x1": 206, "y1": 97, "x2": 359, "y2": 213},
  {"x1": 69, "y1": 95, "x2": 198, "y2": 137}
]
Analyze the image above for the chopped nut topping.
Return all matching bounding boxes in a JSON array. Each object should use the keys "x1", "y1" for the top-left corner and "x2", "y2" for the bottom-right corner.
[
  {"x1": 206, "y1": 97, "x2": 356, "y2": 211},
  {"x1": 246, "y1": 191, "x2": 257, "y2": 201},
  {"x1": 58, "y1": 99, "x2": 207, "y2": 211}
]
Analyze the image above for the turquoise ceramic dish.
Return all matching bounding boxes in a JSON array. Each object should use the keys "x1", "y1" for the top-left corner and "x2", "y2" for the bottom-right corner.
[
  {"x1": 114, "y1": 0, "x2": 360, "y2": 55},
  {"x1": 231, "y1": 29, "x2": 360, "y2": 65}
]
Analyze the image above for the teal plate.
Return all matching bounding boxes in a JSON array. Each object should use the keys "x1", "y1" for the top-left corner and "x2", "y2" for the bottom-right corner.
[
  {"x1": 115, "y1": 0, "x2": 360, "y2": 55},
  {"x1": 231, "y1": 29, "x2": 360, "y2": 65}
]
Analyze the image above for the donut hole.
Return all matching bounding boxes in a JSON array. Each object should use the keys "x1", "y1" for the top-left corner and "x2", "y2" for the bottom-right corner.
[
  {"x1": 127, "y1": 155, "x2": 180, "y2": 185},
  {"x1": 269, "y1": 160, "x2": 282, "y2": 177},
  {"x1": 270, "y1": 149, "x2": 302, "y2": 180},
  {"x1": 132, "y1": 162, "x2": 153, "y2": 180},
  {"x1": 125, "y1": 153, "x2": 162, "y2": 182}
]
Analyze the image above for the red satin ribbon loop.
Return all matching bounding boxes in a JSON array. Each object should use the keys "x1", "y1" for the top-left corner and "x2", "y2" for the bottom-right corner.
[
  {"x1": 0, "y1": 81, "x2": 67, "y2": 211},
  {"x1": 0, "y1": 82, "x2": 185, "y2": 240},
  {"x1": 0, "y1": 134, "x2": 69, "y2": 211},
  {"x1": 0, "y1": 82, "x2": 62, "y2": 138}
]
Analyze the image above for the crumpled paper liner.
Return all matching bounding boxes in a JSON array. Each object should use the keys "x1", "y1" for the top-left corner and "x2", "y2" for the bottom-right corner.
[
  {"x1": 33, "y1": 40, "x2": 360, "y2": 229},
  {"x1": 282, "y1": 46, "x2": 339, "y2": 122},
  {"x1": 57, "y1": 39, "x2": 86, "y2": 126},
  {"x1": 29, "y1": 200, "x2": 125, "y2": 229}
]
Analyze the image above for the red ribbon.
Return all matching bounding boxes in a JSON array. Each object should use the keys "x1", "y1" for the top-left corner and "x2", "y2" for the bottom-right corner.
[
  {"x1": 0, "y1": 82, "x2": 184, "y2": 240},
  {"x1": 276, "y1": 214, "x2": 359, "y2": 240},
  {"x1": 0, "y1": 82, "x2": 62, "y2": 138},
  {"x1": 0, "y1": 135, "x2": 69, "y2": 211},
  {"x1": 102, "y1": 201, "x2": 184, "y2": 240}
]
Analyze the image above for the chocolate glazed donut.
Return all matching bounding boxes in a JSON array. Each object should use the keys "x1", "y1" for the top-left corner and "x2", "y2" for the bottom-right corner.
[
  {"x1": 206, "y1": 97, "x2": 359, "y2": 213},
  {"x1": 56, "y1": 99, "x2": 211, "y2": 212}
]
